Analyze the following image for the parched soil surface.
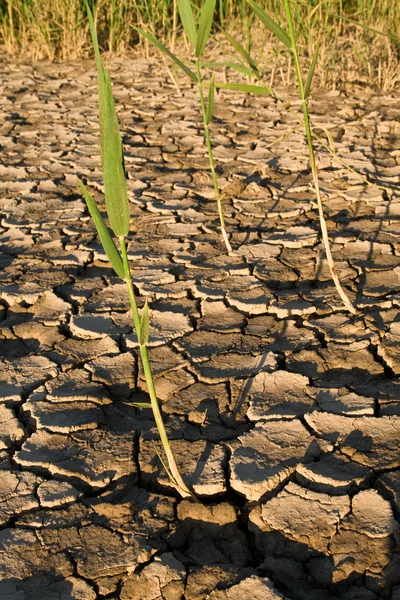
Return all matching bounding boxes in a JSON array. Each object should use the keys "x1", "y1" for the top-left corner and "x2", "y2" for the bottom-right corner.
[{"x1": 0, "y1": 54, "x2": 400, "y2": 600}]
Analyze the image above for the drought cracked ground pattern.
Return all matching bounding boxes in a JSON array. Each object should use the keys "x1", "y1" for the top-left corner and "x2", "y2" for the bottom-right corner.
[{"x1": 0, "y1": 54, "x2": 400, "y2": 600}]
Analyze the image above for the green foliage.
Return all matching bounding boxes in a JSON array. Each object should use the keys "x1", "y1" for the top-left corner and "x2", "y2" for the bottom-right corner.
[
  {"x1": 85, "y1": 0, "x2": 130, "y2": 238},
  {"x1": 124, "y1": 401, "x2": 152, "y2": 408},
  {"x1": 79, "y1": 2, "x2": 192, "y2": 498},
  {"x1": 213, "y1": 81, "x2": 272, "y2": 95},
  {"x1": 201, "y1": 60, "x2": 255, "y2": 77},
  {"x1": 78, "y1": 179, "x2": 125, "y2": 278},
  {"x1": 85, "y1": 0, "x2": 106, "y2": 166},
  {"x1": 136, "y1": 0, "x2": 232, "y2": 253},
  {"x1": 196, "y1": 0, "x2": 217, "y2": 57},
  {"x1": 245, "y1": 0, "x2": 291, "y2": 48},
  {"x1": 221, "y1": 30, "x2": 260, "y2": 78},
  {"x1": 134, "y1": 27, "x2": 197, "y2": 81},
  {"x1": 304, "y1": 41, "x2": 320, "y2": 99},
  {"x1": 178, "y1": 0, "x2": 197, "y2": 48}
]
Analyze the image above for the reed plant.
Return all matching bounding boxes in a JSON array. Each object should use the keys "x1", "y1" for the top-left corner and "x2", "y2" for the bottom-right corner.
[
  {"x1": 79, "y1": 0, "x2": 191, "y2": 498},
  {"x1": 208, "y1": 0, "x2": 356, "y2": 313},
  {"x1": 136, "y1": 0, "x2": 233, "y2": 253},
  {"x1": 281, "y1": 0, "x2": 356, "y2": 313},
  {"x1": 99, "y1": 0, "x2": 360, "y2": 307},
  {"x1": 0, "y1": 0, "x2": 88, "y2": 60}
]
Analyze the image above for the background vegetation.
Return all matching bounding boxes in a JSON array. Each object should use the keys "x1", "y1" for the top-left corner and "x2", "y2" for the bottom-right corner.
[{"x1": 0, "y1": 0, "x2": 399, "y2": 89}]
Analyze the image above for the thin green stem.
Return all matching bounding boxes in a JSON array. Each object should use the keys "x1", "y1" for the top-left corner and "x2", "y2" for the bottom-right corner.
[
  {"x1": 119, "y1": 237, "x2": 192, "y2": 498},
  {"x1": 283, "y1": 0, "x2": 356, "y2": 315},
  {"x1": 195, "y1": 58, "x2": 232, "y2": 254}
]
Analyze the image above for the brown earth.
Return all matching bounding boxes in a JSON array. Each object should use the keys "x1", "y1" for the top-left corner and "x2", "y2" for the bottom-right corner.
[{"x1": 0, "y1": 53, "x2": 400, "y2": 600}]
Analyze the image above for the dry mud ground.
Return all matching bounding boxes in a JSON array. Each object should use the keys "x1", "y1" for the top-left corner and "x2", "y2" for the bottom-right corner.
[{"x1": 0, "y1": 54, "x2": 400, "y2": 600}]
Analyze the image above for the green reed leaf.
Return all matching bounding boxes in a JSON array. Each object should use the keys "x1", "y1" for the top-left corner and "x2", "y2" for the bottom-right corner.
[
  {"x1": 84, "y1": 0, "x2": 106, "y2": 167},
  {"x1": 205, "y1": 73, "x2": 215, "y2": 125},
  {"x1": 246, "y1": 0, "x2": 291, "y2": 48},
  {"x1": 78, "y1": 178, "x2": 125, "y2": 278},
  {"x1": 135, "y1": 27, "x2": 197, "y2": 82},
  {"x1": 200, "y1": 61, "x2": 254, "y2": 77},
  {"x1": 124, "y1": 401, "x2": 152, "y2": 408},
  {"x1": 221, "y1": 30, "x2": 260, "y2": 78},
  {"x1": 304, "y1": 40, "x2": 320, "y2": 98},
  {"x1": 178, "y1": 0, "x2": 197, "y2": 48},
  {"x1": 196, "y1": 0, "x2": 216, "y2": 57},
  {"x1": 213, "y1": 81, "x2": 272, "y2": 95},
  {"x1": 139, "y1": 299, "x2": 150, "y2": 346},
  {"x1": 85, "y1": 1, "x2": 130, "y2": 238},
  {"x1": 102, "y1": 67, "x2": 130, "y2": 237}
]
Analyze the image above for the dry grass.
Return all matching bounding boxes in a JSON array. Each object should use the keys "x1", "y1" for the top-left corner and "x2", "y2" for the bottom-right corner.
[
  {"x1": 0, "y1": 0, "x2": 88, "y2": 60},
  {"x1": 0, "y1": 0, "x2": 399, "y2": 89},
  {"x1": 244, "y1": 22, "x2": 400, "y2": 92},
  {"x1": 0, "y1": 0, "x2": 177, "y2": 60}
]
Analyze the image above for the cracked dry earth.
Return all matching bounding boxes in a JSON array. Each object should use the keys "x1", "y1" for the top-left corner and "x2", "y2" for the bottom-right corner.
[{"x1": 0, "y1": 52, "x2": 400, "y2": 600}]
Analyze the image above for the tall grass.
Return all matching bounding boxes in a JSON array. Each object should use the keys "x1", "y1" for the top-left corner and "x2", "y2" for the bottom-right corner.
[
  {"x1": 0, "y1": 0, "x2": 399, "y2": 89},
  {"x1": 0, "y1": 0, "x2": 89, "y2": 60},
  {"x1": 208, "y1": 0, "x2": 356, "y2": 311},
  {"x1": 282, "y1": 0, "x2": 356, "y2": 314},
  {"x1": 136, "y1": 0, "x2": 233, "y2": 252},
  {"x1": 79, "y1": 0, "x2": 192, "y2": 498}
]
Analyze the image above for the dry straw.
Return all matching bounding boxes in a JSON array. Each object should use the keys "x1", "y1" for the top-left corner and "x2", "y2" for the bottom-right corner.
[{"x1": 1, "y1": 1, "x2": 398, "y2": 89}]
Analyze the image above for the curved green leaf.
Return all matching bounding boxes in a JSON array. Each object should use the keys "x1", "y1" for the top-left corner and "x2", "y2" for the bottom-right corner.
[
  {"x1": 178, "y1": 0, "x2": 197, "y2": 48},
  {"x1": 304, "y1": 40, "x2": 320, "y2": 98},
  {"x1": 85, "y1": 0, "x2": 130, "y2": 238},
  {"x1": 102, "y1": 66, "x2": 130, "y2": 237},
  {"x1": 200, "y1": 60, "x2": 255, "y2": 78},
  {"x1": 246, "y1": 0, "x2": 291, "y2": 48},
  {"x1": 196, "y1": 0, "x2": 216, "y2": 57},
  {"x1": 78, "y1": 178, "x2": 125, "y2": 278},
  {"x1": 221, "y1": 30, "x2": 260, "y2": 78},
  {"x1": 84, "y1": 0, "x2": 106, "y2": 167},
  {"x1": 123, "y1": 401, "x2": 152, "y2": 408},
  {"x1": 213, "y1": 81, "x2": 272, "y2": 96},
  {"x1": 134, "y1": 27, "x2": 197, "y2": 82}
]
